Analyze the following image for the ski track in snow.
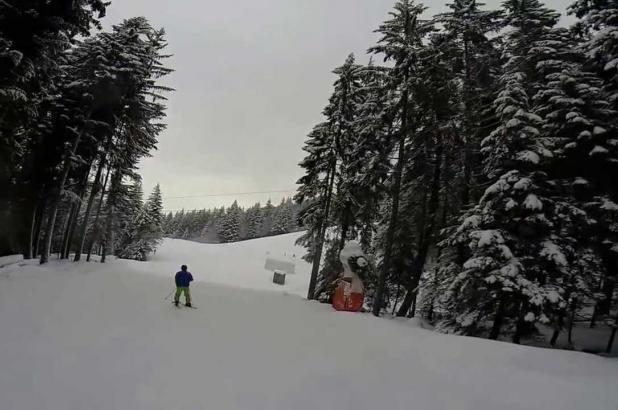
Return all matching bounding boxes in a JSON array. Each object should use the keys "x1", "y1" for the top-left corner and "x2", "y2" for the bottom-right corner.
[{"x1": 0, "y1": 232, "x2": 617, "y2": 410}]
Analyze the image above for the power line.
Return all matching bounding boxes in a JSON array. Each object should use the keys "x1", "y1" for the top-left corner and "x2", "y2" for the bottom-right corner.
[{"x1": 163, "y1": 189, "x2": 297, "y2": 200}]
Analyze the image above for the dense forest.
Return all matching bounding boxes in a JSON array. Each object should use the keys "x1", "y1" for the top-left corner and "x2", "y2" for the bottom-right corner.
[
  {"x1": 296, "y1": 0, "x2": 618, "y2": 346},
  {"x1": 163, "y1": 198, "x2": 303, "y2": 243},
  {"x1": 0, "y1": 2, "x2": 170, "y2": 262}
]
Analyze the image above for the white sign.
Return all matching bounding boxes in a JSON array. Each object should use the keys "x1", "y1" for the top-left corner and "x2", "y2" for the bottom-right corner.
[{"x1": 264, "y1": 258, "x2": 295, "y2": 274}]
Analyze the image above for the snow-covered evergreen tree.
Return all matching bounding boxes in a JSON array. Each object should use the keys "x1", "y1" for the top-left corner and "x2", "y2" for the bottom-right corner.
[
  {"x1": 219, "y1": 201, "x2": 242, "y2": 243},
  {"x1": 534, "y1": 23, "x2": 618, "y2": 325},
  {"x1": 143, "y1": 184, "x2": 164, "y2": 240},
  {"x1": 343, "y1": 62, "x2": 393, "y2": 252},
  {"x1": 435, "y1": 0, "x2": 503, "y2": 206},
  {"x1": 115, "y1": 180, "x2": 146, "y2": 260},
  {"x1": 0, "y1": 0, "x2": 107, "y2": 256},
  {"x1": 324, "y1": 54, "x2": 364, "y2": 246},
  {"x1": 116, "y1": 184, "x2": 164, "y2": 261},
  {"x1": 271, "y1": 199, "x2": 294, "y2": 235},
  {"x1": 436, "y1": 0, "x2": 563, "y2": 340},
  {"x1": 245, "y1": 203, "x2": 263, "y2": 239},
  {"x1": 368, "y1": 0, "x2": 434, "y2": 315},
  {"x1": 258, "y1": 199, "x2": 275, "y2": 238},
  {"x1": 295, "y1": 122, "x2": 336, "y2": 266},
  {"x1": 570, "y1": 0, "x2": 618, "y2": 111},
  {"x1": 295, "y1": 55, "x2": 365, "y2": 299}
]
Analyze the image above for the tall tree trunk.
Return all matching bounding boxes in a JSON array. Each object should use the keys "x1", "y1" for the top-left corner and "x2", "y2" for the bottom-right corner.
[
  {"x1": 74, "y1": 153, "x2": 107, "y2": 261},
  {"x1": 100, "y1": 204, "x2": 113, "y2": 263},
  {"x1": 391, "y1": 282, "x2": 402, "y2": 316},
  {"x1": 58, "y1": 207, "x2": 73, "y2": 259},
  {"x1": 489, "y1": 296, "x2": 506, "y2": 340},
  {"x1": 60, "y1": 160, "x2": 92, "y2": 259},
  {"x1": 598, "y1": 265, "x2": 616, "y2": 316},
  {"x1": 24, "y1": 205, "x2": 37, "y2": 259},
  {"x1": 568, "y1": 298, "x2": 577, "y2": 345},
  {"x1": 426, "y1": 194, "x2": 450, "y2": 322},
  {"x1": 550, "y1": 309, "x2": 567, "y2": 346},
  {"x1": 408, "y1": 292, "x2": 417, "y2": 318},
  {"x1": 590, "y1": 304, "x2": 598, "y2": 328},
  {"x1": 396, "y1": 258, "x2": 423, "y2": 317},
  {"x1": 373, "y1": 89, "x2": 410, "y2": 317},
  {"x1": 427, "y1": 279, "x2": 436, "y2": 321},
  {"x1": 339, "y1": 203, "x2": 351, "y2": 252},
  {"x1": 606, "y1": 310, "x2": 618, "y2": 354},
  {"x1": 461, "y1": 36, "x2": 474, "y2": 207},
  {"x1": 307, "y1": 157, "x2": 337, "y2": 300},
  {"x1": 100, "y1": 171, "x2": 121, "y2": 263},
  {"x1": 40, "y1": 132, "x2": 83, "y2": 264},
  {"x1": 397, "y1": 138, "x2": 443, "y2": 317},
  {"x1": 513, "y1": 301, "x2": 528, "y2": 344},
  {"x1": 550, "y1": 288, "x2": 574, "y2": 346},
  {"x1": 87, "y1": 167, "x2": 111, "y2": 262},
  {"x1": 23, "y1": 187, "x2": 46, "y2": 259},
  {"x1": 32, "y1": 198, "x2": 45, "y2": 259},
  {"x1": 60, "y1": 203, "x2": 79, "y2": 259},
  {"x1": 590, "y1": 258, "x2": 615, "y2": 326}
]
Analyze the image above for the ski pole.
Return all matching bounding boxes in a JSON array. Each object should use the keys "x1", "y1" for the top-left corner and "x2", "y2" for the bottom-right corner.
[{"x1": 164, "y1": 289, "x2": 175, "y2": 301}]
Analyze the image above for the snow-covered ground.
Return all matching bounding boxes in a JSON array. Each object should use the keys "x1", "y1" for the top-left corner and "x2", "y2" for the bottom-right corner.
[
  {"x1": 131, "y1": 234, "x2": 311, "y2": 296},
  {"x1": 0, "y1": 254, "x2": 22, "y2": 268},
  {"x1": 0, "y1": 232, "x2": 617, "y2": 410}
]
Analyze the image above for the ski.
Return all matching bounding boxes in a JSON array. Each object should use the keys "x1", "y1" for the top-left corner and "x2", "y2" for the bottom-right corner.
[{"x1": 172, "y1": 302, "x2": 197, "y2": 309}]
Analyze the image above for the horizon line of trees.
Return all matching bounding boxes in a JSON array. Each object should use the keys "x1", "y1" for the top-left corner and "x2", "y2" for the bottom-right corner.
[
  {"x1": 163, "y1": 197, "x2": 303, "y2": 243},
  {"x1": 0, "y1": 2, "x2": 170, "y2": 263},
  {"x1": 296, "y1": 0, "x2": 617, "y2": 349}
]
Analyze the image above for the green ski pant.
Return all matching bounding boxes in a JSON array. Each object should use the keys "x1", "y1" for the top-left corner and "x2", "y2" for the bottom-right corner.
[{"x1": 174, "y1": 287, "x2": 191, "y2": 304}]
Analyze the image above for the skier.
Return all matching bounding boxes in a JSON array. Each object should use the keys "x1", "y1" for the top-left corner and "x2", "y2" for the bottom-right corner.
[{"x1": 174, "y1": 265, "x2": 194, "y2": 307}]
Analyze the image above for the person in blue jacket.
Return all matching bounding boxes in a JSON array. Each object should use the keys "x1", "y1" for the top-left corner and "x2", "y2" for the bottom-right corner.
[{"x1": 174, "y1": 265, "x2": 194, "y2": 307}]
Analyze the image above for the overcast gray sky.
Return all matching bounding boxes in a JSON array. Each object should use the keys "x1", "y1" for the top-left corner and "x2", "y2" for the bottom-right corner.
[{"x1": 103, "y1": 0, "x2": 573, "y2": 212}]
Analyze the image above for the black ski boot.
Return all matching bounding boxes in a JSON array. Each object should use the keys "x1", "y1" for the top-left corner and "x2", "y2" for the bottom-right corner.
[
  {"x1": 185, "y1": 302, "x2": 192, "y2": 308},
  {"x1": 174, "y1": 300, "x2": 179, "y2": 307}
]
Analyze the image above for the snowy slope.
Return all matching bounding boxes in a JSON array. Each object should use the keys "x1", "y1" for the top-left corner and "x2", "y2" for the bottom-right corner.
[
  {"x1": 0, "y1": 235, "x2": 617, "y2": 410},
  {"x1": 129, "y1": 232, "x2": 311, "y2": 296},
  {"x1": 0, "y1": 254, "x2": 22, "y2": 268}
]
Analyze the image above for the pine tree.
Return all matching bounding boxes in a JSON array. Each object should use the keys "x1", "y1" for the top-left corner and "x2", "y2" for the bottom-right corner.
[
  {"x1": 435, "y1": 0, "x2": 503, "y2": 206},
  {"x1": 295, "y1": 54, "x2": 364, "y2": 300},
  {"x1": 535, "y1": 25, "x2": 618, "y2": 323},
  {"x1": 143, "y1": 184, "x2": 164, "y2": 243},
  {"x1": 343, "y1": 62, "x2": 393, "y2": 252},
  {"x1": 163, "y1": 212, "x2": 174, "y2": 235},
  {"x1": 271, "y1": 199, "x2": 292, "y2": 235},
  {"x1": 0, "y1": 1, "x2": 107, "y2": 256},
  {"x1": 219, "y1": 201, "x2": 242, "y2": 243},
  {"x1": 368, "y1": 0, "x2": 434, "y2": 315},
  {"x1": 31, "y1": 18, "x2": 170, "y2": 264},
  {"x1": 391, "y1": 33, "x2": 462, "y2": 317},
  {"x1": 436, "y1": 0, "x2": 564, "y2": 340},
  {"x1": 570, "y1": 0, "x2": 618, "y2": 110},
  {"x1": 245, "y1": 203, "x2": 262, "y2": 239},
  {"x1": 95, "y1": 19, "x2": 172, "y2": 263},
  {"x1": 115, "y1": 180, "x2": 145, "y2": 260},
  {"x1": 295, "y1": 123, "x2": 337, "y2": 269},
  {"x1": 324, "y1": 54, "x2": 364, "y2": 247},
  {"x1": 115, "y1": 182, "x2": 164, "y2": 261},
  {"x1": 568, "y1": 0, "x2": 618, "y2": 326},
  {"x1": 122, "y1": 183, "x2": 164, "y2": 260}
]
